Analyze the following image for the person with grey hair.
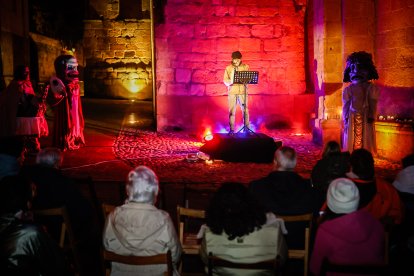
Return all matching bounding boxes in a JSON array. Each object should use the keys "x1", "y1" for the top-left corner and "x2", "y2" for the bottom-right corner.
[
  {"x1": 35, "y1": 147, "x2": 63, "y2": 168},
  {"x1": 103, "y1": 166, "x2": 182, "y2": 276},
  {"x1": 249, "y1": 146, "x2": 320, "y2": 272},
  {"x1": 249, "y1": 146, "x2": 319, "y2": 215}
]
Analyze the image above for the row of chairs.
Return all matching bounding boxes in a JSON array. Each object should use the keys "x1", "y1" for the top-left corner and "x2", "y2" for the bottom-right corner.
[
  {"x1": 33, "y1": 181, "x2": 389, "y2": 276},
  {"x1": 176, "y1": 206, "x2": 312, "y2": 276},
  {"x1": 176, "y1": 206, "x2": 390, "y2": 276}
]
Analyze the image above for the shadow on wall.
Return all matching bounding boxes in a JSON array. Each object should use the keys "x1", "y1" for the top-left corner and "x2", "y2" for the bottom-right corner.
[{"x1": 378, "y1": 85, "x2": 414, "y2": 119}]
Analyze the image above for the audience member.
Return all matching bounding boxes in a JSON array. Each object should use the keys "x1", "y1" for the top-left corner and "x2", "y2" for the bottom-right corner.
[
  {"x1": 345, "y1": 148, "x2": 403, "y2": 227},
  {"x1": 311, "y1": 141, "x2": 350, "y2": 204},
  {"x1": 199, "y1": 183, "x2": 287, "y2": 275},
  {"x1": 21, "y1": 147, "x2": 100, "y2": 275},
  {"x1": 103, "y1": 166, "x2": 182, "y2": 276},
  {"x1": 310, "y1": 178, "x2": 385, "y2": 275},
  {"x1": 0, "y1": 174, "x2": 72, "y2": 275},
  {"x1": 22, "y1": 147, "x2": 95, "y2": 238},
  {"x1": 0, "y1": 136, "x2": 25, "y2": 180},
  {"x1": 249, "y1": 146, "x2": 320, "y2": 251},
  {"x1": 392, "y1": 153, "x2": 414, "y2": 196},
  {"x1": 390, "y1": 153, "x2": 414, "y2": 275}
]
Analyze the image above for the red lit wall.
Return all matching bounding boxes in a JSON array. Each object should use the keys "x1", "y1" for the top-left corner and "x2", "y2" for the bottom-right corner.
[{"x1": 155, "y1": 0, "x2": 313, "y2": 135}]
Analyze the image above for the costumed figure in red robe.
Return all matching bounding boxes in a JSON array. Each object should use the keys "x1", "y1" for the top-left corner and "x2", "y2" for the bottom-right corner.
[
  {"x1": 0, "y1": 65, "x2": 48, "y2": 154},
  {"x1": 45, "y1": 52, "x2": 85, "y2": 150}
]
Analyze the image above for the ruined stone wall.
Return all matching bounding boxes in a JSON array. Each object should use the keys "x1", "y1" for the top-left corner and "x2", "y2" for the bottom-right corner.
[
  {"x1": 155, "y1": 0, "x2": 312, "y2": 134},
  {"x1": 83, "y1": 0, "x2": 152, "y2": 100}
]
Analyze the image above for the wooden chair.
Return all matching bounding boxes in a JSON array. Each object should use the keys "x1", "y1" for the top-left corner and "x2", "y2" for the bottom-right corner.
[
  {"x1": 176, "y1": 205, "x2": 206, "y2": 273},
  {"x1": 102, "y1": 249, "x2": 173, "y2": 276},
  {"x1": 320, "y1": 258, "x2": 390, "y2": 275},
  {"x1": 276, "y1": 213, "x2": 313, "y2": 276},
  {"x1": 176, "y1": 205, "x2": 206, "y2": 254},
  {"x1": 207, "y1": 252, "x2": 281, "y2": 276},
  {"x1": 33, "y1": 206, "x2": 82, "y2": 275}
]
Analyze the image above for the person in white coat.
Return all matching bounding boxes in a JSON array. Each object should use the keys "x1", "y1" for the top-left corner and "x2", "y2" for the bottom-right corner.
[{"x1": 103, "y1": 166, "x2": 182, "y2": 276}]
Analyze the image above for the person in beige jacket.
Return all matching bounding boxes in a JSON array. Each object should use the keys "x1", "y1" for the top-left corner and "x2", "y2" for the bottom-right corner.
[
  {"x1": 103, "y1": 166, "x2": 182, "y2": 276},
  {"x1": 199, "y1": 183, "x2": 288, "y2": 275},
  {"x1": 223, "y1": 51, "x2": 250, "y2": 134}
]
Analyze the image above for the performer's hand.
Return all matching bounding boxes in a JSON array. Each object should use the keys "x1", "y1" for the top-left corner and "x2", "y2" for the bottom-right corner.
[{"x1": 367, "y1": 118, "x2": 374, "y2": 123}]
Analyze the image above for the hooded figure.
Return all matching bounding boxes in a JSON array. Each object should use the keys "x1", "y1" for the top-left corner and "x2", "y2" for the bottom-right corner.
[{"x1": 45, "y1": 53, "x2": 85, "y2": 150}]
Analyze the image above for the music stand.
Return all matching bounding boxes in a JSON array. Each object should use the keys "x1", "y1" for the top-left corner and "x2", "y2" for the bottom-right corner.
[{"x1": 233, "y1": 70, "x2": 259, "y2": 134}]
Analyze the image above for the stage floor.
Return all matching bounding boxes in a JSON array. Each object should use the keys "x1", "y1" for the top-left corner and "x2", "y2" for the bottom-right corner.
[{"x1": 28, "y1": 98, "x2": 401, "y2": 184}]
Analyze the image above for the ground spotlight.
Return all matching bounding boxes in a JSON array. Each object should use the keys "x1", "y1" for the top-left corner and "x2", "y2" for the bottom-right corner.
[{"x1": 204, "y1": 133, "x2": 214, "y2": 142}]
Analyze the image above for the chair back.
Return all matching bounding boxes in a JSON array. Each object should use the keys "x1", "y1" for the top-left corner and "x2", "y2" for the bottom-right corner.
[
  {"x1": 176, "y1": 205, "x2": 206, "y2": 254},
  {"x1": 33, "y1": 206, "x2": 81, "y2": 274},
  {"x1": 207, "y1": 252, "x2": 280, "y2": 276},
  {"x1": 102, "y1": 249, "x2": 173, "y2": 276},
  {"x1": 275, "y1": 213, "x2": 313, "y2": 276},
  {"x1": 176, "y1": 205, "x2": 206, "y2": 273}
]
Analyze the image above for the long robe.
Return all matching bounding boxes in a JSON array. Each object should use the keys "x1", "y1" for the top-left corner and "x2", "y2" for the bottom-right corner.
[
  {"x1": 46, "y1": 79, "x2": 85, "y2": 150},
  {"x1": 342, "y1": 82, "x2": 379, "y2": 153}
]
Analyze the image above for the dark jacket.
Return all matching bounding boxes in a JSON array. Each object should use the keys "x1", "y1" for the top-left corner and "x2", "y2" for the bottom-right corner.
[
  {"x1": 249, "y1": 171, "x2": 320, "y2": 215},
  {"x1": 249, "y1": 171, "x2": 320, "y2": 249},
  {"x1": 0, "y1": 213, "x2": 72, "y2": 276},
  {"x1": 21, "y1": 165, "x2": 94, "y2": 239}
]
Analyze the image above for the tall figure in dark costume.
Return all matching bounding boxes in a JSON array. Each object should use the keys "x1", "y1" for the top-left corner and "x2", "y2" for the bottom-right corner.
[
  {"x1": 342, "y1": 51, "x2": 379, "y2": 154},
  {"x1": 46, "y1": 53, "x2": 85, "y2": 150}
]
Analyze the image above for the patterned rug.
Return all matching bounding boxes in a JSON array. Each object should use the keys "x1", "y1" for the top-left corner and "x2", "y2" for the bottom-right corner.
[{"x1": 113, "y1": 127, "x2": 401, "y2": 184}]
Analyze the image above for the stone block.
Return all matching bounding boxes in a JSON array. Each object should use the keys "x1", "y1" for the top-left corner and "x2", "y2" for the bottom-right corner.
[{"x1": 176, "y1": 68, "x2": 192, "y2": 83}]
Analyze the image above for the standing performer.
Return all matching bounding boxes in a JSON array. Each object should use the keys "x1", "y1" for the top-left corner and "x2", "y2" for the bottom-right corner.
[
  {"x1": 0, "y1": 65, "x2": 48, "y2": 154},
  {"x1": 223, "y1": 51, "x2": 250, "y2": 134},
  {"x1": 45, "y1": 52, "x2": 85, "y2": 150},
  {"x1": 342, "y1": 51, "x2": 379, "y2": 154}
]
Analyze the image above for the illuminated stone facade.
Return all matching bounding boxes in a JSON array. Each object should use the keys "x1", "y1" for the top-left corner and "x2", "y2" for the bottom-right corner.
[{"x1": 83, "y1": 1, "x2": 152, "y2": 99}]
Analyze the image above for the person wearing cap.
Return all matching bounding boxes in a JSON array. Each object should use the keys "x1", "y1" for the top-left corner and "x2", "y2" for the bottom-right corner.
[
  {"x1": 223, "y1": 51, "x2": 250, "y2": 134},
  {"x1": 310, "y1": 178, "x2": 385, "y2": 276}
]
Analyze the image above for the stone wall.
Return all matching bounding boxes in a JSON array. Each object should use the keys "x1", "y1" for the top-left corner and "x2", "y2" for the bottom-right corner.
[
  {"x1": 375, "y1": 0, "x2": 414, "y2": 119},
  {"x1": 155, "y1": 0, "x2": 312, "y2": 134},
  {"x1": 83, "y1": 0, "x2": 153, "y2": 100},
  {"x1": 29, "y1": 33, "x2": 62, "y2": 83}
]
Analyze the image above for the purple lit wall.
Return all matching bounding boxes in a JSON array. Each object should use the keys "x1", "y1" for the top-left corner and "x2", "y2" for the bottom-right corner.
[{"x1": 155, "y1": 0, "x2": 313, "y2": 136}]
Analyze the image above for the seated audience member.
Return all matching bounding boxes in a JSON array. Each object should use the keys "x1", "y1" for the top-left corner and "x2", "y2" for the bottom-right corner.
[
  {"x1": 21, "y1": 147, "x2": 95, "y2": 238},
  {"x1": 0, "y1": 174, "x2": 72, "y2": 275},
  {"x1": 311, "y1": 140, "x2": 350, "y2": 203},
  {"x1": 249, "y1": 146, "x2": 320, "y2": 250},
  {"x1": 103, "y1": 166, "x2": 182, "y2": 276},
  {"x1": 310, "y1": 178, "x2": 385, "y2": 276},
  {"x1": 0, "y1": 136, "x2": 25, "y2": 180},
  {"x1": 346, "y1": 148, "x2": 403, "y2": 226},
  {"x1": 199, "y1": 183, "x2": 287, "y2": 276},
  {"x1": 393, "y1": 153, "x2": 414, "y2": 197},
  {"x1": 21, "y1": 147, "x2": 100, "y2": 275},
  {"x1": 391, "y1": 153, "x2": 414, "y2": 274}
]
